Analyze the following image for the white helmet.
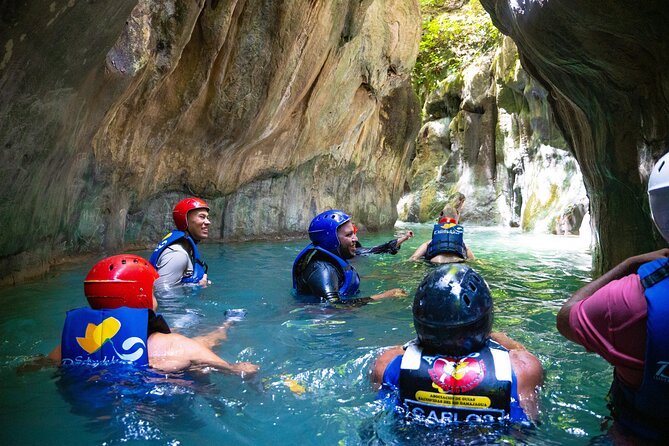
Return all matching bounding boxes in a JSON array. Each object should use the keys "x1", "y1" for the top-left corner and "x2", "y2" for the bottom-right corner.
[{"x1": 648, "y1": 152, "x2": 669, "y2": 243}]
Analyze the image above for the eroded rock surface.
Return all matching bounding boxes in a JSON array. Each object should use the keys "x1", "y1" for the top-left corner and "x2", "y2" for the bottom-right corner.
[
  {"x1": 399, "y1": 35, "x2": 587, "y2": 237},
  {"x1": 481, "y1": 0, "x2": 669, "y2": 273},
  {"x1": 0, "y1": 0, "x2": 421, "y2": 284}
]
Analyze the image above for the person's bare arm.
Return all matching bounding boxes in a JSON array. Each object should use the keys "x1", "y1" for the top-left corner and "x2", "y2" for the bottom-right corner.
[
  {"x1": 510, "y1": 349, "x2": 543, "y2": 421},
  {"x1": 16, "y1": 345, "x2": 61, "y2": 373},
  {"x1": 465, "y1": 245, "x2": 475, "y2": 260},
  {"x1": 369, "y1": 288, "x2": 407, "y2": 301},
  {"x1": 148, "y1": 333, "x2": 259, "y2": 376},
  {"x1": 190, "y1": 321, "x2": 233, "y2": 349},
  {"x1": 371, "y1": 346, "x2": 404, "y2": 389},
  {"x1": 410, "y1": 241, "x2": 429, "y2": 261},
  {"x1": 556, "y1": 248, "x2": 669, "y2": 343},
  {"x1": 490, "y1": 332, "x2": 527, "y2": 351},
  {"x1": 492, "y1": 332, "x2": 543, "y2": 421},
  {"x1": 395, "y1": 231, "x2": 414, "y2": 249},
  {"x1": 48, "y1": 345, "x2": 62, "y2": 362}
]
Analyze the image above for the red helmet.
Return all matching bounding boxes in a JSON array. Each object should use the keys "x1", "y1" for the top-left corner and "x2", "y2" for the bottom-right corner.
[
  {"x1": 173, "y1": 197, "x2": 210, "y2": 231},
  {"x1": 84, "y1": 255, "x2": 159, "y2": 310}
]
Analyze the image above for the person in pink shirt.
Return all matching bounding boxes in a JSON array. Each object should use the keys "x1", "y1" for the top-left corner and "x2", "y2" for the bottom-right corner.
[{"x1": 557, "y1": 152, "x2": 669, "y2": 444}]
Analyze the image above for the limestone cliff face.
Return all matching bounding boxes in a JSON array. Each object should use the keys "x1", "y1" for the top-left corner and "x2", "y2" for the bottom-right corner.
[
  {"x1": 480, "y1": 0, "x2": 669, "y2": 273},
  {"x1": 0, "y1": 0, "x2": 421, "y2": 284},
  {"x1": 398, "y1": 35, "x2": 587, "y2": 236}
]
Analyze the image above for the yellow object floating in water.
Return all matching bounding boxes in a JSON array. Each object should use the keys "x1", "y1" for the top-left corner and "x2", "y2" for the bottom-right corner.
[{"x1": 283, "y1": 376, "x2": 306, "y2": 395}]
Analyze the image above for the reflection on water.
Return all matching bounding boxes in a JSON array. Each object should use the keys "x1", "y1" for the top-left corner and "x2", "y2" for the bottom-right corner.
[{"x1": 0, "y1": 225, "x2": 613, "y2": 445}]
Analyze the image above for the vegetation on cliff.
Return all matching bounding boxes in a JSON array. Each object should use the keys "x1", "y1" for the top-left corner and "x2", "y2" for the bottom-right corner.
[{"x1": 413, "y1": 0, "x2": 500, "y2": 103}]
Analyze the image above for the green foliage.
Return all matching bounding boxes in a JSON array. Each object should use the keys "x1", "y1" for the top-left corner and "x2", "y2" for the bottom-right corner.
[{"x1": 414, "y1": 0, "x2": 501, "y2": 102}]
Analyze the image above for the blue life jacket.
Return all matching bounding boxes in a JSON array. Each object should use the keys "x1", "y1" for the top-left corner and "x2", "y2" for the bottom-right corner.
[
  {"x1": 150, "y1": 230, "x2": 207, "y2": 284},
  {"x1": 61, "y1": 307, "x2": 150, "y2": 367},
  {"x1": 292, "y1": 244, "x2": 360, "y2": 298},
  {"x1": 608, "y1": 258, "x2": 669, "y2": 440},
  {"x1": 385, "y1": 340, "x2": 527, "y2": 425},
  {"x1": 426, "y1": 223, "x2": 467, "y2": 260}
]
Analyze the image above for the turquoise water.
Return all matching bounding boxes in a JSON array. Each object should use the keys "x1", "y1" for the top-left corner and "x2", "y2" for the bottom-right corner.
[{"x1": 0, "y1": 224, "x2": 613, "y2": 445}]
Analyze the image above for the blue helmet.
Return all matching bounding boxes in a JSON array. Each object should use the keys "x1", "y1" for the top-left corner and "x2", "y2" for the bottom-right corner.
[{"x1": 308, "y1": 210, "x2": 350, "y2": 253}]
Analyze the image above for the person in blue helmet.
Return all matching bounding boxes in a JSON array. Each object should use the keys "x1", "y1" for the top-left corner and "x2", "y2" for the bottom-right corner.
[
  {"x1": 292, "y1": 210, "x2": 407, "y2": 303},
  {"x1": 150, "y1": 197, "x2": 211, "y2": 288},
  {"x1": 557, "y1": 152, "x2": 669, "y2": 443},
  {"x1": 372, "y1": 264, "x2": 543, "y2": 426}
]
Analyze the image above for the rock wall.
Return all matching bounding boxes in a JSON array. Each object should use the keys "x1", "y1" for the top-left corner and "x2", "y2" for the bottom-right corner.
[
  {"x1": 0, "y1": 0, "x2": 422, "y2": 284},
  {"x1": 398, "y1": 34, "x2": 587, "y2": 236},
  {"x1": 480, "y1": 0, "x2": 669, "y2": 274}
]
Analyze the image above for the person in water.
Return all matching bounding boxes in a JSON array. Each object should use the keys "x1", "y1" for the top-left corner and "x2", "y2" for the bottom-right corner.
[
  {"x1": 47, "y1": 254, "x2": 258, "y2": 376},
  {"x1": 292, "y1": 209, "x2": 406, "y2": 303},
  {"x1": 372, "y1": 264, "x2": 543, "y2": 425},
  {"x1": 410, "y1": 205, "x2": 475, "y2": 264},
  {"x1": 557, "y1": 152, "x2": 669, "y2": 443},
  {"x1": 150, "y1": 197, "x2": 211, "y2": 288}
]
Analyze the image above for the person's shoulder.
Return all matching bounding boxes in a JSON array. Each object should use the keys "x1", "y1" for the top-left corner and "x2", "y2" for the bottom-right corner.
[
  {"x1": 509, "y1": 349, "x2": 544, "y2": 383},
  {"x1": 590, "y1": 273, "x2": 644, "y2": 308},
  {"x1": 307, "y1": 252, "x2": 339, "y2": 268}
]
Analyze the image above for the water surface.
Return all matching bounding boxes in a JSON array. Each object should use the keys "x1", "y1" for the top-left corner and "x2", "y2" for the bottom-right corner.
[{"x1": 0, "y1": 225, "x2": 613, "y2": 445}]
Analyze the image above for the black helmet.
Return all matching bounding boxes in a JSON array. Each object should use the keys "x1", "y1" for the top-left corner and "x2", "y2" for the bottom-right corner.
[{"x1": 413, "y1": 264, "x2": 493, "y2": 355}]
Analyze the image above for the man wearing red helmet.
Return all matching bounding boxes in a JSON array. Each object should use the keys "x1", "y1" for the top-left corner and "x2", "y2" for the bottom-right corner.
[
  {"x1": 150, "y1": 197, "x2": 211, "y2": 287},
  {"x1": 47, "y1": 255, "x2": 258, "y2": 376}
]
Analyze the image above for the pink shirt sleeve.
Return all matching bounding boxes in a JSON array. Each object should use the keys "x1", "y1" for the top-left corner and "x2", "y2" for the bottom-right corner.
[{"x1": 568, "y1": 273, "x2": 646, "y2": 388}]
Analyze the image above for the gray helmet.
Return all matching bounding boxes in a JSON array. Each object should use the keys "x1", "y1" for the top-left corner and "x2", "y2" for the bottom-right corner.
[
  {"x1": 413, "y1": 264, "x2": 493, "y2": 355},
  {"x1": 648, "y1": 152, "x2": 669, "y2": 243}
]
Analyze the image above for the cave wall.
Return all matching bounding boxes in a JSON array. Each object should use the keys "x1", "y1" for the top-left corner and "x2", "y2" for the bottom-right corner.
[
  {"x1": 0, "y1": 0, "x2": 422, "y2": 284},
  {"x1": 480, "y1": 0, "x2": 669, "y2": 274}
]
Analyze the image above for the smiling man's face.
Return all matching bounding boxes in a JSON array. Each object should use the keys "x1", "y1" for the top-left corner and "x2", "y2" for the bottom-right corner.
[
  {"x1": 336, "y1": 221, "x2": 358, "y2": 259},
  {"x1": 187, "y1": 209, "x2": 210, "y2": 241}
]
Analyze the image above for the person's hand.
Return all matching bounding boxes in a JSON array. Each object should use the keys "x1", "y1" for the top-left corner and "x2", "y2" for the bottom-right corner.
[
  {"x1": 198, "y1": 274, "x2": 211, "y2": 287},
  {"x1": 396, "y1": 231, "x2": 414, "y2": 247},
  {"x1": 233, "y1": 362, "x2": 260, "y2": 378},
  {"x1": 390, "y1": 288, "x2": 408, "y2": 297}
]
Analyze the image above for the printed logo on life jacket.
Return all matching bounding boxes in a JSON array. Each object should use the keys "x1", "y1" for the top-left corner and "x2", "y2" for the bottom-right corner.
[
  {"x1": 153, "y1": 232, "x2": 173, "y2": 253},
  {"x1": 654, "y1": 361, "x2": 669, "y2": 383},
  {"x1": 428, "y1": 355, "x2": 486, "y2": 394},
  {"x1": 73, "y1": 316, "x2": 146, "y2": 362},
  {"x1": 434, "y1": 225, "x2": 463, "y2": 235}
]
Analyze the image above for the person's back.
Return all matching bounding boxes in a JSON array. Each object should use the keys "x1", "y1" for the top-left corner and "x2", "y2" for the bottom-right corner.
[
  {"x1": 410, "y1": 206, "x2": 474, "y2": 264},
  {"x1": 372, "y1": 264, "x2": 543, "y2": 425},
  {"x1": 48, "y1": 254, "x2": 258, "y2": 376}
]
